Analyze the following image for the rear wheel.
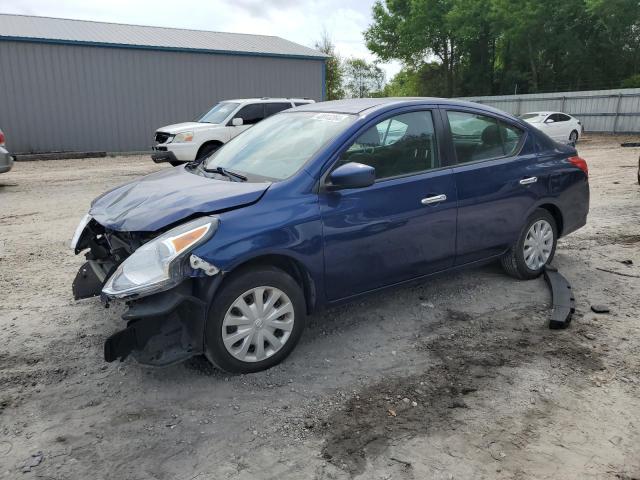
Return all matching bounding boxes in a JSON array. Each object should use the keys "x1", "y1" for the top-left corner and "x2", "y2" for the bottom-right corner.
[
  {"x1": 569, "y1": 130, "x2": 579, "y2": 145},
  {"x1": 501, "y1": 209, "x2": 558, "y2": 280},
  {"x1": 204, "y1": 266, "x2": 306, "y2": 373}
]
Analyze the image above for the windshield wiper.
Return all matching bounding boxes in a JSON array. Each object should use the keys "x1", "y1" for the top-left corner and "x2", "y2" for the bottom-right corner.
[{"x1": 203, "y1": 165, "x2": 247, "y2": 182}]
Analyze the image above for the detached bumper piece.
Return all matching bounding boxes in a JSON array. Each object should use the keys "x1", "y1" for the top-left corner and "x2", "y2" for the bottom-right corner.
[
  {"x1": 543, "y1": 266, "x2": 575, "y2": 329},
  {"x1": 151, "y1": 149, "x2": 180, "y2": 164},
  {"x1": 104, "y1": 283, "x2": 207, "y2": 367},
  {"x1": 72, "y1": 260, "x2": 110, "y2": 300}
]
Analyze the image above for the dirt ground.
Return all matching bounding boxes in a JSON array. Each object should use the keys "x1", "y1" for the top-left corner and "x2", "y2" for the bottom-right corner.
[{"x1": 1, "y1": 135, "x2": 639, "y2": 479}]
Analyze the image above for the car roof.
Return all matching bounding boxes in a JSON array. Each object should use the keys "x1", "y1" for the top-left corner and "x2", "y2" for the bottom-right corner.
[
  {"x1": 522, "y1": 111, "x2": 568, "y2": 116},
  {"x1": 223, "y1": 98, "x2": 313, "y2": 104},
  {"x1": 293, "y1": 97, "x2": 513, "y2": 118}
]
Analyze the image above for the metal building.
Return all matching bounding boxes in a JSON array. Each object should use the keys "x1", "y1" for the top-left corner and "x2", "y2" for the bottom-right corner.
[{"x1": 0, "y1": 14, "x2": 327, "y2": 154}]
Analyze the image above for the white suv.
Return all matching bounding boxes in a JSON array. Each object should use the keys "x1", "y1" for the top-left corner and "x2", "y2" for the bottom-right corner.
[{"x1": 152, "y1": 98, "x2": 315, "y2": 166}]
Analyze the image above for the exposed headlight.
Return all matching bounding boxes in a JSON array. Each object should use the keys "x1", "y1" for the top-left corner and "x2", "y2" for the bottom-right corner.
[
  {"x1": 102, "y1": 216, "x2": 218, "y2": 299},
  {"x1": 172, "y1": 131, "x2": 194, "y2": 143},
  {"x1": 70, "y1": 213, "x2": 92, "y2": 250}
]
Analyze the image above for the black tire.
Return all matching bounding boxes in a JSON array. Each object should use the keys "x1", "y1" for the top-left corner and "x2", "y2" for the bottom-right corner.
[
  {"x1": 204, "y1": 266, "x2": 306, "y2": 373},
  {"x1": 569, "y1": 130, "x2": 579, "y2": 146},
  {"x1": 501, "y1": 209, "x2": 558, "y2": 280},
  {"x1": 196, "y1": 142, "x2": 221, "y2": 161}
]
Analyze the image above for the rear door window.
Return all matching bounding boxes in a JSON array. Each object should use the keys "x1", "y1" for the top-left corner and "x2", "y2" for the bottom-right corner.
[
  {"x1": 265, "y1": 103, "x2": 293, "y2": 117},
  {"x1": 446, "y1": 111, "x2": 524, "y2": 164},
  {"x1": 235, "y1": 104, "x2": 265, "y2": 125}
]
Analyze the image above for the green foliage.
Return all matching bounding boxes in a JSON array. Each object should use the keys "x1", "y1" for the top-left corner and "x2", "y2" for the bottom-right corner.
[
  {"x1": 343, "y1": 58, "x2": 386, "y2": 98},
  {"x1": 621, "y1": 74, "x2": 640, "y2": 88},
  {"x1": 366, "y1": 0, "x2": 640, "y2": 97},
  {"x1": 314, "y1": 32, "x2": 345, "y2": 100}
]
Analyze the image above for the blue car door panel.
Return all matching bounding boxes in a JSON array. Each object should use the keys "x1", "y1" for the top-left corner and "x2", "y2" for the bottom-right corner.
[
  {"x1": 319, "y1": 109, "x2": 457, "y2": 301},
  {"x1": 443, "y1": 109, "x2": 544, "y2": 265},
  {"x1": 320, "y1": 170, "x2": 457, "y2": 300}
]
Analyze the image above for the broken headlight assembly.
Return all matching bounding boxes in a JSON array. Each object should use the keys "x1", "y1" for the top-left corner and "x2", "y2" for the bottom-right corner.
[
  {"x1": 102, "y1": 216, "x2": 219, "y2": 300},
  {"x1": 70, "y1": 213, "x2": 92, "y2": 250}
]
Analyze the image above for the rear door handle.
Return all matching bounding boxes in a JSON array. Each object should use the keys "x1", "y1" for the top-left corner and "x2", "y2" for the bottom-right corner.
[
  {"x1": 519, "y1": 177, "x2": 538, "y2": 185},
  {"x1": 421, "y1": 194, "x2": 447, "y2": 205}
]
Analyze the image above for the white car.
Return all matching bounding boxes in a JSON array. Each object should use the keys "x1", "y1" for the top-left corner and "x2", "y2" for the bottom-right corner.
[
  {"x1": 519, "y1": 111, "x2": 582, "y2": 145},
  {"x1": 0, "y1": 128, "x2": 14, "y2": 174},
  {"x1": 152, "y1": 98, "x2": 315, "y2": 166}
]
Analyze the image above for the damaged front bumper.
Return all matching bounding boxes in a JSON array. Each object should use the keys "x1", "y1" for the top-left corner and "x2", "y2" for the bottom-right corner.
[
  {"x1": 103, "y1": 280, "x2": 212, "y2": 366},
  {"x1": 74, "y1": 272, "x2": 221, "y2": 366},
  {"x1": 71, "y1": 216, "x2": 222, "y2": 366}
]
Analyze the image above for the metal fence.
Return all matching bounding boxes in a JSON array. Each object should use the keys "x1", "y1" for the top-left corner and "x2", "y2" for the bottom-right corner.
[{"x1": 460, "y1": 88, "x2": 640, "y2": 133}]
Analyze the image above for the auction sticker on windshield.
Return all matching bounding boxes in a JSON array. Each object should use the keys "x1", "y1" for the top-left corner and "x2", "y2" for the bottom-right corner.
[{"x1": 311, "y1": 113, "x2": 351, "y2": 122}]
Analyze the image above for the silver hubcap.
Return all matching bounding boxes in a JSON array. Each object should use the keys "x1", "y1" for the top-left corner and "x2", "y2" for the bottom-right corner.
[
  {"x1": 523, "y1": 219, "x2": 554, "y2": 270},
  {"x1": 222, "y1": 286, "x2": 294, "y2": 363}
]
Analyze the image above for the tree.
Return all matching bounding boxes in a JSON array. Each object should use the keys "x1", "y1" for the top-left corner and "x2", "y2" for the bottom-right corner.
[
  {"x1": 343, "y1": 58, "x2": 386, "y2": 97},
  {"x1": 314, "y1": 32, "x2": 345, "y2": 100},
  {"x1": 366, "y1": 0, "x2": 640, "y2": 97}
]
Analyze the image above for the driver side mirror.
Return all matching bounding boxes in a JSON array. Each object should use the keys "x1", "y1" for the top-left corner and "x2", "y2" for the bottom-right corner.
[
  {"x1": 232, "y1": 117, "x2": 244, "y2": 126},
  {"x1": 326, "y1": 162, "x2": 375, "y2": 190},
  {"x1": 544, "y1": 118, "x2": 555, "y2": 124}
]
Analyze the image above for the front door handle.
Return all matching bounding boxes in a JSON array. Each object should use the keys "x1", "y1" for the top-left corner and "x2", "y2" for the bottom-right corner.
[
  {"x1": 519, "y1": 176, "x2": 538, "y2": 185},
  {"x1": 421, "y1": 194, "x2": 447, "y2": 205}
]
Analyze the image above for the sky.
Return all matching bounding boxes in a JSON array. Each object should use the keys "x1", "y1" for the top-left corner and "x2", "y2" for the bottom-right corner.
[{"x1": 0, "y1": 0, "x2": 402, "y2": 80}]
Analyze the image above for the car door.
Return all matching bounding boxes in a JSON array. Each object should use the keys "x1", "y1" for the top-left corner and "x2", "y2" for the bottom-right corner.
[
  {"x1": 543, "y1": 113, "x2": 565, "y2": 141},
  {"x1": 555, "y1": 113, "x2": 574, "y2": 142},
  {"x1": 443, "y1": 109, "x2": 544, "y2": 265},
  {"x1": 319, "y1": 109, "x2": 457, "y2": 301},
  {"x1": 229, "y1": 103, "x2": 265, "y2": 138}
]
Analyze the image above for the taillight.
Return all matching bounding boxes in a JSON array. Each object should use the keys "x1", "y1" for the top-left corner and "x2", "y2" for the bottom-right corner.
[
  {"x1": 569, "y1": 155, "x2": 588, "y2": 177},
  {"x1": 0, "y1": 131, "x2": 4, "y2": 146}
]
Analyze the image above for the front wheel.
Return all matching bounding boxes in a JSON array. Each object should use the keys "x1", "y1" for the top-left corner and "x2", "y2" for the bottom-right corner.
[
  {"x1": 501, "y1": 209, "x2": 558, "y2": 280},
  {"x1": 204, "y1": 266, "x2": 306, "y2": 373}
]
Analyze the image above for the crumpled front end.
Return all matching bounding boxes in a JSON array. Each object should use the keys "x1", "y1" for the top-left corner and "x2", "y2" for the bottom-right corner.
[{"x1": 71, "y1": 217, "x2": 221, "y2": 366}]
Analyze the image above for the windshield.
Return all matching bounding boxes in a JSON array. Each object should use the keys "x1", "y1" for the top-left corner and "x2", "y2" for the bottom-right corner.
[
  {"x1": 198, "y1": 102, "x2": 239, "y2": 124},
  {"x1": 520, "y1": 113, "x2": 543, "y2": 121},
  {"x1": 203, "y1": 112, "x2": 356, "y2": 180}
]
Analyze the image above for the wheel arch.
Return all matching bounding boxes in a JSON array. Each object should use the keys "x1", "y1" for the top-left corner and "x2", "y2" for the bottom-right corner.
[
  {"x1": 220, "y1": 253, "x2": 318, "y2": 314},
  {"x1": 536, "y1": 202, "x2": 564, "y2": 237},
  {"x1": 196, "y1": 140, "x2": 224, "y2": 159}
]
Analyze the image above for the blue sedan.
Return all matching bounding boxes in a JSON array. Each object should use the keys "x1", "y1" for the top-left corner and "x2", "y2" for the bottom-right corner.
[{"x1": 71, "y1": 98, "x2": 590, "y2": 373}]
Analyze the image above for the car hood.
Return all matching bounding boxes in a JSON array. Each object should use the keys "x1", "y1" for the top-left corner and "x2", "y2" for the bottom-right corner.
[
  {"x1": 523, "y1": 118, "x2": 542, "y2": 124},
  {"x1": 157, "y1": 122, "x2": 222, "y2": 134},
  {"x1": 89, "y1": 167, "x2": 270, "y2": 232}
]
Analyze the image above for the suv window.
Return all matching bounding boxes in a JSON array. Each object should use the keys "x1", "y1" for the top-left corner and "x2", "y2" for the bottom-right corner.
[
  {"x1": 235, "y1": 104, "x2": 265, "y2": 125},
  {"x1": 265, "y1": 103, "x2": 292, "y2": 117},
  {"x1": 446, "y1": 111, "x2": 524, "y2": 164},
  {"x1": 337, "y1": 111, "x2": 438, "y2": 180}
]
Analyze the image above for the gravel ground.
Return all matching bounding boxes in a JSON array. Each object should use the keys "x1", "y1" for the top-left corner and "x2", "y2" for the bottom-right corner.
[{"x1": 0, "y1": 135, "x2": 639, "y2": 479}]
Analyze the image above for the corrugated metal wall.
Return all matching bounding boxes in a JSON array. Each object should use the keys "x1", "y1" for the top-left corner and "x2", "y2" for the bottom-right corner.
[
  {"x1": 461, "y1": 88, "x2": 640, "y2": 133},
  {"x1": 0, "y1": 41, "x2": 324, "y2": 153}
]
